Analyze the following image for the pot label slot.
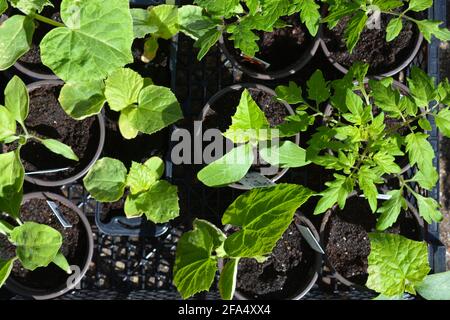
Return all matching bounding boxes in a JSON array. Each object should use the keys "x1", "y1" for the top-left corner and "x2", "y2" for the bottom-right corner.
[
  {"x1": 26, "y1": 167, "x2": 71, "y2": 176},
  {"x1": 239, "y1": 172, "x2": 275, "y2": 188},
  {"x1": 47, "y1": 200, "x2": 73, "y2": 229},
  {"x1": 297, "y1": 224, "x2": 325, "y2": 254}
]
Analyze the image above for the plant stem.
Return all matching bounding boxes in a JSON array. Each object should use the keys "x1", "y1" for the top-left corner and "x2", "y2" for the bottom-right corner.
[
  {"x1": 33, "y1": 14, "x2": 65, "y2": 28},
  {"x1": 15, "y1": 218, "x2": 23, "y2": 226},
  {"x1": 381, "y1": 10, "x2": 418, "y2": 23}
]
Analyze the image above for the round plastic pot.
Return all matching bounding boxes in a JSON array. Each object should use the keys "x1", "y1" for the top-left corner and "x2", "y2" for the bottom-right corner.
[
  {"x1": 320, "y1": 29, "x2": 424, "y2": 78},
  {"x1": 220, "y1": 213, "x2": 322, "y2": 300},
  {"x1": 5, "y1": 192, "x2": 94, "y2": 300},
  {"x1": 319, "y1": 191, "x2": 425, "y2": 290},
  {"x1": 23, "y1": 80, "x2": 106, "y2": 187},
  {"x1": 219, "y1": 27, "x2": 322, "y2": 81},
  {"x1": 198, "y1": 83, "x2": 300, "y2": 190},
  {"x1": 13, "y1": 61, "x2": 59, "y2": 81}
]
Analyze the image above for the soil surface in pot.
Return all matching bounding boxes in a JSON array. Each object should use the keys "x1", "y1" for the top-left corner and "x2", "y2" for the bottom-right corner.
[
  {"x1": 3, "y1": 84, "x2": 100, "y2": 181},
  {"x1": 324, "y1": 197, "x2": 421, "y2": 285},
  {"x1": 103, "y1": 108, "x2": 169, "y2": 168},
  {"x1": 224, "y1": 14, "x2": 314, "y2": 73},
  {"x1": 323, "y1": 12, "x2": 421, "y2": 75},
  {"x1": 0, "y1": 198, "x2": 88, "y2": 290},
  {"x1": 236, "y1": 221, "x2": 315, "y2": 299}
]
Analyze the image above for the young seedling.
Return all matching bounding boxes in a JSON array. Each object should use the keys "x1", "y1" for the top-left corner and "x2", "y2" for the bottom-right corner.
[
  {"x1": 0, "y1": 213, "x2": 71, "y2": 288},
  {"x1": 197, "y1": 89, "x2": 310, "y2": 187},
  {"x1": 366, "y1": 233, "x2": 450, "y2": 300},
  {"x1": 322, "y1": 0, "x2": 450, "y2": 52},
  {"x1": 178, "y1": 0, "x2": 321, "y2": 60},
  {"x1": 275, "y1": 62, "x2": 450, "y2": 230},
  {"x1": 83, "y1": 156, "x2": 180, "y2": 224},
  {"x1": 173, "y1": 183, "x2": 313, "y2": 299},
  {"x1": 0, "y1": 0, "x2": 135, "y2": 83},
  {"x1": 0, "y1": 76, "x2": 78, "y2": 217}
]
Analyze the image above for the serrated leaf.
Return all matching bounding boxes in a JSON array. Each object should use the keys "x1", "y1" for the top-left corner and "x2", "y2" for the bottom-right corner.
[
  {"x1": 59, "y1": 81, "x2": 106, "y2": 120},
  {"x1": 408, "y1": 0, "x2": 433, "y2": 12},
  {"x1": 435, "y1": 107, "x2": 450, "y2": 138},
  {"x1": 415, "y1": 193, "x2": 442, "y2": 224},
  {"x1": 197, "y1": 143, "x2": 254, "y2": 187},
  {"x1": 0, "y1": 15, "x2": 35, "y2": 71},
  {"x1": 376, "y1": 189, "x2": 407, "y2": 231},
  {"x1": 307, "y1": 70, "x2": 330, "y2": 104},
  {"x1": 416, "y1": 19, "x2": 450, "y2": 43},
  {"x1": 11, "y1": 222, "x2": 62, "y2": 271},
  {"x1": 5, "y1": 76, "x2": 29, "y2": 126},
  {"x1": 416, "y1": 271, "x2": 450, "y2": 300},
  {"x1": 322, "y1": 3, "x2": 360, "y2": 29},
  {"x1": 178, "y1": 5, "x2": 218, "y2": 40},
  {"x1": 275, "y1": 81, "x2": 303, "y2": 104},
  {"x1": 314, "y1": 175, "x2": 353, "y2": 215},
  {"x1": 227, "y1": 20, "x2": 260, "y2": 57},
  {"x1": 219, "y1": 258, "x2": 239, "y2": 300},
  {"x1": 372, "y1": 0, "x2": 403, "y2": 11},
  {"x1": 0, "y1": 259, "x2": 15, "y2": 288},
  {"x1": 0, "y1": 106, "x2": 16, "y2": 141},
  {"x1": 370, "y1": 79, "x2": 402, "y2": 117},
  {"x1": 40, "y1": 0, "x2": 134, "y2": 82},
  {"x1": 194, "y1": 0, "x2": 241, "y2": 18},
  {"x1": 260, "y1": 0, "x2": 290, "y2": 27},
  {"x1": 223, "y1": 89, "x2": 270, "y2": 143},
  {"x1": 299, "y1": 0, "x2": 320, "y2": 36},
  {"x1": 0, "y1": 151, "x2": 24, "y2": 218},
  {"x1": 174, "y1": 218, "x2": 223, "y2": 299},
  {"x1": 260, "y1": 140, "x2": 309, "y2": 168},
  {"x1": 245, "y1": 0, "x2": 260, "y2": 14},
  {"x1": 40, "y1": 138, "x2": 79, "y2": 161},
  {"x1": 275, "y1": 110, "x2": 314, "y2": 137},
  {"x1": 405, "y1": 132, "x2": 435, "y2": 173},
  {"x1": 124, "y1": 180, "x2": 179, "y2": 223},
  {"x1": 126, "y1": 162, "x2": 159, "y2": 195},
  {"x1": 222, "y1": 184, "x2": 313, "y2": 257},
  {"x1": 411, "y1": 166, "x2": 438, "y2": 190},
  {"x1": 129, "y1": 85, "x2": 183, "y2": 136},
  {"x1": 194, "y1": 27, "x2": 221, "y2": 60},
  {"x1": 345, "y1": 11, "x2": 368, "y2": 53},
  {"x1": 83, "y1": 157, "x2": 128, "y2": 202},
  {"x1": 407, "y1": 67, "x2": 437, "y2": 108},
  {"x1": 105, "y1": 68, "x2": 144, "y2": 112},
  {"x1": 418, "y1": 117, "x2": 432, "y2": 131},
  {"x1": 345, "y1": 89, "x2": 364, "y2": 120},
  {"x1": 358, "y1": 166, "x2": 381, "y2": 213},
  {"x1": 9, "y1": 0, "x2": 51, "y2": 14},
  {"x1": 366, "y1": 233, "x2": 430, "y2": 297},
  {"x1": 373, "y1": 152, "x2": 401, "y2": 174},
  {"x1": 386, "y1": 17, "x2": 402, "y2": 42}
]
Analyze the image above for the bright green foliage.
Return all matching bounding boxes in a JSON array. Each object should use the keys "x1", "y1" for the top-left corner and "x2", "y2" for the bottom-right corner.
[{"x1": 84, "y1": 157, "x2": 179, "y2": 224}]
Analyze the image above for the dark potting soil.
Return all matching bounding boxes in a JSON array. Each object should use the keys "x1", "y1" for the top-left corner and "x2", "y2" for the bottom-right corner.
[
  {"x1": 224, "y1": 14, "x2": 314, "y2": 73},
  {"x1": 323, "y1": 13, "x2": 420, "y2": 75},
  {"x1": 324, "y1": 196, "x2": 421, "y2": 285},
  {"x1": 236, "y1": 220, "x2": 315, "y2": 299},
  {"x1": 3, "y1": 84, "x2": 100, "y2": 181},
  {"x1": 103, "y1": 108, "x2": 169, "y2": 168},
  {"x1": 0, "y1": 198, "x2": 87, "y2": 290}
]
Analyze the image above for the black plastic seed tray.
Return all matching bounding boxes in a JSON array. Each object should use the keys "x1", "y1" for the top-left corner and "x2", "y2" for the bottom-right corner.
[{"x1": 0, "y1": 0, "x2": 447, "y2": 300}]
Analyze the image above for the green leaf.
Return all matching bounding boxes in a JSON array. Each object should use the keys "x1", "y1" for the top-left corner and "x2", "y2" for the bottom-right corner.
[
  {"x1": 40, "y1": 139, "x2": 79, "y2": 161},
  {"x1": 244, "y1": 0, "x2": 260, "y2": 14},
  {"x1": 223, "y1": 89, "x2": 269, "y2": 144},
  {"x1": 298, "y1": 0, "x2": 320, "y2": 36},
  {"x1": 52, "y1": 252, "x2": 70, "y2": 274},
  {"x1": 275, "y1": 81, "x2": 303, "y2": 104},
  {"x1": 0, "y1": 106, "x2": 16, "y2": 141},
  {"x1": 376, "y1": 189, "x2": 407, "y2": 231},
  {"x1": 105, "y1": 68, "x2": 144, "y2": 112},
  {"x1": 370, "y1": 79, "x2": 402, "y2": 117},
  {"x1": 222, "y1": 183, "x2": 313, "y2": 258},
  {"x1": 227, "y1": 20, "x2": 260, "y2": 58},
  {"x1": 435, "y1": 107, "x2": 450, "y2": 138},
  {"x1": 372, "y1": 0, "x2": 403, "y2": 11},
  {"x1": 194, "y1": 0, "x2": 241, "y2": 18},
  {"x1": 366, "y1": 233, "x2": 430, "y2": 297},
  {"x1": 408, "y1": 0, "x2": 433, "y2": 12},
  {"x1": 0, "y1": 151, "x2": 24, "y2": 218},
  {"x1": 174, "y1": 219, "x2": 222, "y2": 299},
  {"x1": 418, "y1": 118, "x2": 432, "y2": 131},
  {"x1": 260, "y1": 141, "x2": 309, "y2": 168},
  {"x1": 144, "y1": 157, "x2": 165, "y2": 180},
  {"x1": 416, "y1": 19, "x2": 450, "y2": 43},
  {"x1": 415, "y1": 193, "x2": 442, "y2": 224},
  {"x1": 275, "y1": 110, "x2": 315, "y2": 137},
  {"x1": 197, "y1": 143, "x2": 254, "y2": 187},
  {"x1": 124, "y1": 180, "x2": 179, "y2": 223},
  {"x1": 314, "y1": 175, "x2": 354, "y2": 215},
  {"x1": 9, "y1": 0, "x2": 51, "y2": 14},
  {"x1": 126, "y1": 161, "x2": 159, "y2": 195},
  {"x1": 40, "y1": 0, "x2": 134, "y2": 82},
  {"x1": 194, "y1": 27, "x2": 221, "y2": 60},
  {"x1": 0, "y1": 259, "x2": 14, "y2": 288},
  {"x1": 135, "y1": 5, "x2": 179, "y2": 40},
  {"x1": 178, "y1": 5, "x2": 218, "y2": 40},
  {"x1": 0, "y1": 0, "x2": 7, "y2": 15},
  {"x1": 260, "y1": 0, "x2": 290, "y2": 27},
  {"x1": 118, "y1": 107, "x2": 139, "y2": 140},
  {"x1": 128, "y1": 85, "x2": 182, "y2": 136},
  {"x1": 142, "y1": 35, "x2": 159, "y2": 63},
  {"x1": 0, "y1": 15, "x2": 35, "y2": 71},
  {"x1": 5, "y1": 76, "x2": 29, "y2": 126},
  {"x1": 10, "y1": 222, "x2": 63, "y2": 271},
  {"x1": 0, "y1": 220, "x2": 14, "y2": 235},
  {"x1": 345, "y1": 89, "x2": 364, "y2": 121},
  {"x1": 411, "y1": 166, "x2": 438, "y2": 190},
  {"x1": 416, "y1": 271, "x2": 450, "y2": 300},
  {"x1": 219, "y1": 258, "x2": 239, "y2": 300},
  {"x1": 407, "y1": 67, "x2": 436, "y2": 107},
  {"x1": 405, "y1": 132, "x2": 435, "y2": 173},
  {"x1": 59, "y1": 81, "x2": 106, "y2": 120},
  {"x1": 322, "y1": 3, "x2": 360, "y2": 29},
  {"x1": 131, "y1": 8, "x2": 158, "y2": 39},
  {"x1": 307, "y1": 70, "x2": 330, "y2": 104},
  {"x1": 345, "y1": 11, "x2": 368, "y2": 53},
  {"x1": 373, "y1": 152, "x2": 401, "y2": 174},
  {"x1": 386, "y1": 17, "x2": 402, "y2": 42},
  {"x1": 358, "y1": 166, "x2": 382, "y2": 213},
  {"x1": 83, "y1": 157, "x2": 128, "y2": 202}
]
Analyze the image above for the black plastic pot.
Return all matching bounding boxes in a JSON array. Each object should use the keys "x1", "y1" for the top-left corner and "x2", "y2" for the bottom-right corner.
[
  {"x1": 220, "y1": 213, "x2": 322, "y2": 300},
  {"x1": 319, "y1": 192, "x2": 425, "y2": 290},
  {"x1": 5, "y1": 192, "x2": 94, "y2": 300},
  {"x1": 198, "y1": 83, "x2": 300, "y2": 190},
  {"x1": 219, "y1": 23, "x2": 322, "y2": 80},
  {"x1": 23, "y1": 80, "x2": 105, "y2": 187}
]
